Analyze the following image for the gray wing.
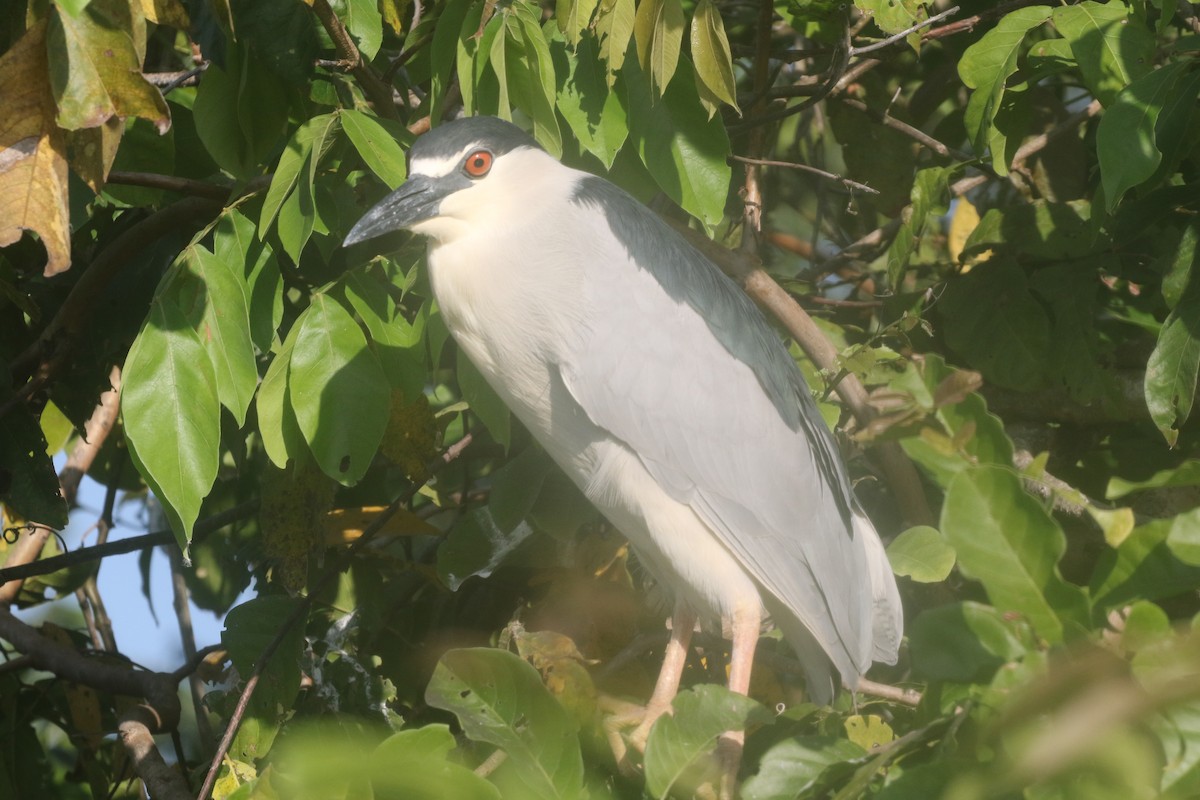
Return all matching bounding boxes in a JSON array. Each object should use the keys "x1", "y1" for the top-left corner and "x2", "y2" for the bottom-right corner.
[{"x1": 559, "y1": 182, "x2": 901, "y2": 689}]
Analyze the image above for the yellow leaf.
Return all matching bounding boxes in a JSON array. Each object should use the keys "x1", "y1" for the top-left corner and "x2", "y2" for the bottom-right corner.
[
  {"x1": 0, "y1": 21, "x2": 72, "y2": 277},
  {"x1": 844, "y1": 714, "x2": 894, "y2": 751},
  {"x1": 948, "y1": 196, "x2": 992, "y2": 272},
  {"x1": 380, "y1": 0, "x2": 408, "y2": 34},
  {"x1": 140, "y1": 0, "x2": 191, "y2": 29},
  {"x1": 1088, "y1": 506, "x2": 1135, "y2": 548}
]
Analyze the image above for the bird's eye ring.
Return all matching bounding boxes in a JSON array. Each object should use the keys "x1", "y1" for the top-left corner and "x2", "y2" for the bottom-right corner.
[{"x1": 463, "y1": 150, "x2": 493, "y2": 178}]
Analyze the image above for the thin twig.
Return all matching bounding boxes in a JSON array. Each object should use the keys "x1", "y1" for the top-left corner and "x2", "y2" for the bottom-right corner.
[
  {"x1": 835, "y1": 97, "x2": 973, "y2": 161},
  {"x1": 0, "y1": 502, "x2": 256, "y2": 587},
  {"x1": 195, "y1": 434, "x2": 476, "y2": 800},
  {"x1": 849, "y1": 6, "x2": 960, "y2": 55},
  {"x1": 856, "y1": 677, "x2": 923, "y2": 706},
  {"x1": 731, "y1": 155, "x2": 880, "y2": 196}
]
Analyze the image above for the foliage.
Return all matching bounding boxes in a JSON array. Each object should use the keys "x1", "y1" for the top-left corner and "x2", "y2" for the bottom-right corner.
[{"x1": 2, "y1": 0, "x2": 1200, "y2": 798}]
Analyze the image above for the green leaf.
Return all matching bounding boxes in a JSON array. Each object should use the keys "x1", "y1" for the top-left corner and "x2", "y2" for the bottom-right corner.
[
  {"x1": 1152, "y1": 702, "x2": 1200, "y2": 797},
  {"x1": 489, "y1": 446, "x2": 554, "y2": 531},
  {"x1": 889, "y1": 166, "x2": 950, "y2": 285},
  {"x1": 1167, "y1": 509, "x2": 1200, "y2": 566},
  {"x1": 645, "y1": 685, "x2": 773, "y2": 799},
  {"x1": 939, "y1": 258, "x2": 1052, "y2": 391},
  {"x1": 633, "y1": 0, "x2": 685, "y2": 96},
  {"x1": 556, "y1": 0, "x2": 600, "y2": 45},
  {"x1": 331, "y1": 0, "x2": 383, "y2": 60},
  {"x1": 1144, "y1": 268, "x2": 1200, "y2": 446},
  {"x1": 507, "y1": 6, "x2": 563, "y2": 156},
  {"x1": 1091, "y1": 507, "x2": 1200, "y2": 608},
  {"x1": 288, "y1": 294, "x2": 391, "y2": 485},
  {"x1": 0, "y1": 406, "x2": 69, "y2": 528},
  {"x1": 1096, "y1": 62, "x2": 1191, "y2": 210},
  {"x1": 260, "y1": 113, "x2": 340, "y2": 237},
  {"x1": 430, "y1": 0, "x2": 476, "y2": 119},
  {"x1": 552, "y1": 31, "x2": 629, "y2": 168},
  {"x1": 173, "y1": 247, "x2": 257, "y2": 426},
  {"x1": 596, "y1": 0, "x2": 635, "y2": 83},
  {"x1": 257, "y1": 323, "x2": 306, "y2": 469},
  {"x1": 887, "y1": 525, "x2": 955, "y2": 583},
  {"x1": 193, "y1": 46, "x2": 287, "y2": 180},
  {"x1": 214, "y1": 209, "x2": 283, "y2": 354},
  {"x1": 854, "y1": 0, "x2": 929, "y2": 37},
  {"x1": 372, "y1": 726, "x2": 503, "y2": 800},
  {"x1": 123, "y1": 299, "x2": 221, "y2": 547},
  {"x1": 958, "y1": 6, "x2": 1052, "y2": 161},
  {"x1": 690, "y1": 0, "x2": 739, "y2": 116},
  {"x1": 741, "y1": 737, "x2": 866, "y2": 800},
  {"x1": 222, "y1": 596, "x2": 306, "y2": 762},
  {"x1": 48, "y1": 0, "x2": 170, "y2": 132},
  {"x1": 908, "y1": 601, "x2": 1029, "y2": 682},
  {"x1": 624, "y1": 56, "x2": 732, "y2": 226},
  {"x1": 457, "y1": 348, "x2": 511, "y2": 449},
  {"x1": 437, "y1": 508, "x2": 536, "y2": 591},
  {"x1": 425, "y1": 648, "x2": 584, "y2": 800},
  {"x1": 1107, "y1": 460, "x2": 1200, "y2": 499},
  {"x1": 341, "y1": 109, "x2": 408, "y2": 189},
  {"x1": 941, "y1": 465, "x2": 1089, "y2": 643},
  {"x1": 1052, "y1": 1, "x2": 1154, "y2": 107}
]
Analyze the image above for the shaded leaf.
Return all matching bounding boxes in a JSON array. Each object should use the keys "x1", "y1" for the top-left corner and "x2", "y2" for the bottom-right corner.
[
  {"x1": 437, "y1": 508, "x2": 535, "y2": 591},
  {"x1": 941, "y1": 465, "x2": 1089, "y2": 643},
  {"x1": 1052, "y1": 0, "x2": 1154, "y2": 106},
  {"x1": 958, "y1": 6, "x2": 1052, "y2": 165},
  {"x1": 742, "y1": 737, "x2": 864, "y2": 800},
  {"x1": 426, "y1": 648, "x2": 584, "y2": 800},
  {"x1": 645, "y1": 685, "x2": 773, "y2": 799},
  {"x1": 1096, "y1": 62, "x2": 1191, "y2": 210},
  {"x1": 624, "y1": 56, "x2": 731, "y2": 226},
  {"x1": 909, "y1": 601, "x2": 1029, "y2": 682},
  {"x1": 288, "y1": 294, "x2": 391, "y2": 485}
]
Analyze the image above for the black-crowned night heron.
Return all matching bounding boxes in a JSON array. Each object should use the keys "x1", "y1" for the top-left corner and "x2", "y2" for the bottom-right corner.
[{"x1": 345, "y1": 115, "x2": 902, "y2": 783}]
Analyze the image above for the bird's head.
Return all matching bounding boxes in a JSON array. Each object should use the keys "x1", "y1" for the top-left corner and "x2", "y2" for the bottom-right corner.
[{"x1": 344, "y1": 116, "x2": 545, "y2": 247}]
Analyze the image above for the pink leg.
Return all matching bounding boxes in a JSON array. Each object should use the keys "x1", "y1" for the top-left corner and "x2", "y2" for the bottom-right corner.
[
  {"x1": 719, "y1": 604, "x2": 762, "y2": 800},
  {"x1": 630, "y1": 600, "x2": 697, "y2": 749}
]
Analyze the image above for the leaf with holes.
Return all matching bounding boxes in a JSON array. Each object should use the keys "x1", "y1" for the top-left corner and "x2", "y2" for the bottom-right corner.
[{"x1": 426, "y1": 648, "x2": 584, "y2": 800}]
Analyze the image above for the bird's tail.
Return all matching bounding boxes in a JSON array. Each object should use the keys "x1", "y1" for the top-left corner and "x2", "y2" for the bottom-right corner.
[{"x1": 853, "y1": 511, "x2": 903, "y2": 665}]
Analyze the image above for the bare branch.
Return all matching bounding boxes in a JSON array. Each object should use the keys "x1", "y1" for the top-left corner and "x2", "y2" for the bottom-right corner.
[
  {"x1": 850, "y1": 6, "x2": 961, "y2": 56},
  {"x1": 107, "y1": 171, "x2": 232, "y2": 201},
  {"x1": 731, "y1": 155, "x2": 880, "y2": 196},
  {"x1": 0, "y1": 502, "x2": 256, "y2": 587}
]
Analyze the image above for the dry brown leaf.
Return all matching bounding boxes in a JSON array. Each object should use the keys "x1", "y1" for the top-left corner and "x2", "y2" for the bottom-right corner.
[{"x1": 0, "y1": 21, "x2": 72, "y2": 277}]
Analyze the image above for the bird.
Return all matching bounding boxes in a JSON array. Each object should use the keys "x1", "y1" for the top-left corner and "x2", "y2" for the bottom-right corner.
[{"x1": 345, "y1": 115, "x2": 902, "y2": 785}]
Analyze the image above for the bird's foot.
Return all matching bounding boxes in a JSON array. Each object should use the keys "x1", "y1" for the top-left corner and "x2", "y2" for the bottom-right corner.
[{"x1": 598, "y1": 695, "x2": 674, "y2": 777}]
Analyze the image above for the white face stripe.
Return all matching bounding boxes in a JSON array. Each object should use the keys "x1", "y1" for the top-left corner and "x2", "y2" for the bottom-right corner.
[{"x1": 410, "y1": 145, "x2": 481, "y2": 178}]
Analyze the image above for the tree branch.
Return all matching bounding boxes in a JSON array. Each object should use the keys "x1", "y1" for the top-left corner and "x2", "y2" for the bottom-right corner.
[
  {"x1": 0, "y1": 502, "x2": 256, "y2": 587},
  {"x1": 106, "y1": 171, "x2": 232, "y2": 200},
  {"x1": 310, "y1": 0, "x2": 399, "y2": 120},
  {"x1": 849, "y1": 6, "x2": 960, "y2": 56},
  {"x1": 730, "y1": 155, "x2": 880, "y2": 196}
]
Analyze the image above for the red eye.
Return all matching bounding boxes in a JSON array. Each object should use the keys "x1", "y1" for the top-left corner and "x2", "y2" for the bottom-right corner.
[{"x1": 463, "y1": 150, "x2": 493, "y2": 178}]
